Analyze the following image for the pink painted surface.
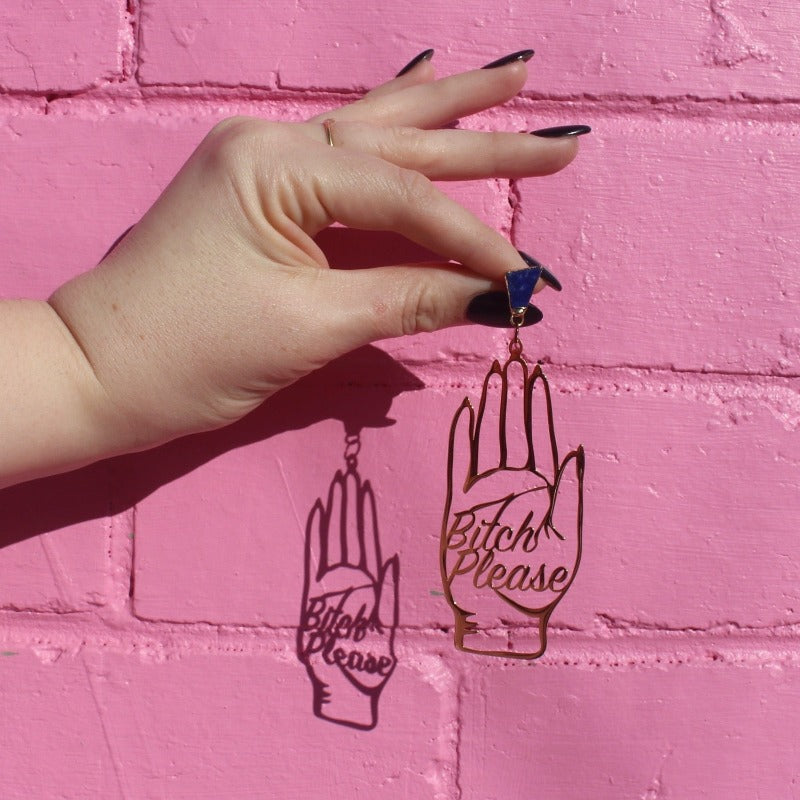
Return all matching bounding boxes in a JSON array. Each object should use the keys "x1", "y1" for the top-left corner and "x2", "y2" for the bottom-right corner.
[
  {"x1": 138, "y1": 0, "x2": 800, "y2": 99},
  {"x1": 131, "y1": 372, "x2": 800, "y2": 631},
  {"x1": 0, "y1": 521, "x2": 109, "y2": 612},
  {"x1": 460, "y1": 662, "x2": 800, "y2": 799},
  {"x1": 516, "y1": 116, "x2": 800, "y2": 374},
  {"x1": 0, "y1": 647, "x2": 452, "y2": 798},
  {"x1": 0, "y1": 0, "x2": 126, "y2": 92},
  {"x1": 1, "y1": 2, "x2": 799, "y2": 797}
]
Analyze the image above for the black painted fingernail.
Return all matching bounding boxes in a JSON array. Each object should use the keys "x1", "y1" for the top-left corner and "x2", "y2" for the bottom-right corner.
[
  {"x1": 518, "y1": 250, "x2": 562, "y2": 291},
  {"x1": 395, "y1": 48, "x2": 434, "y2": 77},
  {"x1": 531, "y1": 124, "x2": 591, "y2": 138},
  {"x1": 482, "y1": 49, "x2": 535, "y2": 69},
  {"x1": 466, "y1": 291, "x2": 543, "y2": 328},
  {"x1": 539, "y1": 267, "x2": 562, "y2": 291}
]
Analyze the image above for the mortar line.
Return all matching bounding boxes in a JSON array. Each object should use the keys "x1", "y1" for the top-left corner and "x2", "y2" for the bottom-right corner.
[
  {"x1": 5, "y1": 85, "x2": 800, "y2": 120},
  {"x1": 453, "y1": 670, "x2": 464, "y2": 800},
  {"x1": 130, "y1": 364, "x2": 795, "y2": 389},
  {"x1": 128, "y1": 0, "x2": 142, "y2": 85},
  {"x1": 128, "y1": 503, "x2": 137, "y2": 604},
  {"x1": 103, "y1": 505, "x2": 136, "y2": 617},
  {"x1": 4, "y1": 611, "x2": 800, "y2": 642},
  {"x1": 2, "y1": 630, "x2": 795, "y2": 669}
]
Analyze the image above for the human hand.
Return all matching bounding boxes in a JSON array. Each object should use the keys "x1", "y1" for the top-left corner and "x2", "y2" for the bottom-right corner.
[
  {"x1": 48, "y1": 50, "x2": 585, "y2": 459},
  {"x1": 298, "y1": 464, "x2": 398, "y2": 730},
  {"x1": 441, "y1": 351, "x2": 585, "y2": 659}
]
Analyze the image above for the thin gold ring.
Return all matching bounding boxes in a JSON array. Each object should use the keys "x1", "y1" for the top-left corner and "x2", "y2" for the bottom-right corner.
[{"x1": 322, "y1": 118, "x2": 336, "y2": 147}]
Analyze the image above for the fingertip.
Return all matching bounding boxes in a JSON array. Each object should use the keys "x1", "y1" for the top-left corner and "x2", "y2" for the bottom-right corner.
[
  {"x1": 475, "y1": 54, "x2": 530, "y2": 104},
  {"x1": 391, "y1": 57, "x2": 436, "y2": 90},
  {"x1": 494, "y1": 59, "x2": 529, "y2": 101},
  {"x1": 356, "y1": 51, "x2": 436, "y2": 103},
  {"x1": 527, "y1": 125, "x2": 591, "y2": 173},
  {"x1": 362, "y1": 52, "x2": 436, "y2": 101},
  {"x1": 559, "y1": 135, "x2": 581, "y2": 167},
  {"x1": 394, "y1": 48, "x2": 435, "y2": 78},
  {"x1": 321, "y1": 264, "x2": 494, "y2": 356},
  {"x1": 534, "y1": 135, "x2": 581, "y2": 175}
]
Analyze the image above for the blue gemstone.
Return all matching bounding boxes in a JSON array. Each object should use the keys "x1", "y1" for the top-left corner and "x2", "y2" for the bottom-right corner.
[{"x1": 505, "y1": 266, "x2": 542, "y2": 312}]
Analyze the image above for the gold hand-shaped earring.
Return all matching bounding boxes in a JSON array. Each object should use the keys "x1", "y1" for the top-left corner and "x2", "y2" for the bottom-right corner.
[{"x1": 440, "y1": 267, "x2": 585, "y2": 659}]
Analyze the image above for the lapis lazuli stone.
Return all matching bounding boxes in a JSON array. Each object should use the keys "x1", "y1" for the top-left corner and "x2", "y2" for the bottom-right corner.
[{"x1": 505, "y1": 266, "x2": 542, "y2": 312}]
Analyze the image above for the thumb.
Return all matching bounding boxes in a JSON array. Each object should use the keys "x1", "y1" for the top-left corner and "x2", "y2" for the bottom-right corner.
[{"x1": 304, "y1": 263, "x2": 494, "y2": 362}]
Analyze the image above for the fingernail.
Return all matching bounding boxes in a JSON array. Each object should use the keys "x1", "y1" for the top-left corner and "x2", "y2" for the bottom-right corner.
[
  {"x1": 518, "y1": 250, "x2": 562, "y2": 291},
  {"x1": 482, "y1": 49, "x2": 535, "y2": 69},
  {"x1": 395, "y1": 48, "x2": 434, "y2": 77},
  {"x1": 531, "y1": 124, "x2": 591, "y2": 138},
  {"x1": 466, "y1": 292, "x2": 543, "y2": 328}
]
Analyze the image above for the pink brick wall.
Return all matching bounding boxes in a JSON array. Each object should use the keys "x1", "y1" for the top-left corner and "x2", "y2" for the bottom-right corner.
[{"x1": 1, "y1": 1, "x2": 798, "y2": 797}]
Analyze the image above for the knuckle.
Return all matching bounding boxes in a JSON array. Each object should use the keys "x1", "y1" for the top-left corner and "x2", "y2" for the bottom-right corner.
[
  {"x1": 208, "y1": 115, "x2": 250, "y2": 137},
  {"x1": 202, "y1": 116, "x2": 276, "y2": 171},
  {"x1": 383, "y1": 125, "x2": 431, "y2": 165},
  {"x1": 207, "y1": 115, "x2": 258, "y2": 147},
  {"x1": 394, "y1": 165, "x2": 433, "y2": 207},
  {"x1": 401, "y1": 279, "x2": 443, "y2": 336},
  {"x1": 487, "y1": 131, "x2": 508, "y2": 172}
]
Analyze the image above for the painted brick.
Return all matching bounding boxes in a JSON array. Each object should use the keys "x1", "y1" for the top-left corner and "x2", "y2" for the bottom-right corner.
[
  {"x1": 138, "y1": 0, "x2": 297, "y2": 88},
  {"x1": 552, "y1": 375, "x2": 800, "y2": 630},
  {"x1": 132, "y1": 379, "x2": 435, "y2": 626},
  {"x1": 0, "y1": 519, "x2": 108, "y2": 612},
  {"x1": 139, "y1": 0, "x2": 800, "y2": 99},
  {"x1": 460, "y1": 662, "x2": 800, "y2": 799},
  {"x1": 0, "y1": 453, "x2": 133, "y2": 613},
  {"x1": 400, "y1": 372, "x2": 800, "y2": 632},
  {"x1": 0, "y1": 650, "x2": 114, "y2": 797},
  {"x1": 0, "y1": 111, "x2": 206, "y2": 298},
  {"x1": 0, "y1": 0, "x2": 125, "y2": 92},
  {"x1": 132, "y1": 416, "x2": 339, "y2": 625},
  {"x1": 515, "y1": 115, "x2": 800, "y2": 374},
  {"x1": 1, "y1": 0, "x2": 800, "y2": 793},
  {"x1": 132, "y1": 365, "x2": 800, "y2": 631},
  {"x1": 0, "y1": 644, "x2": 451, "y2": 799},
  {"x1": 0, "y1": 520, "x2": 108, "y2": 613}
]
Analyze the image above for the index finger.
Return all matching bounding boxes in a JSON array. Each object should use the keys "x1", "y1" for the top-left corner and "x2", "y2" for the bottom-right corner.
[{"x1": 303, "y1": 146, "x2": 532, "y2": 283}]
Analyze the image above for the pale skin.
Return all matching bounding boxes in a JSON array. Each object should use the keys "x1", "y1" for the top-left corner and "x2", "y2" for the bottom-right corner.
[{"x1": 0, "y1": 58, "x2": 580, "y2": 489}]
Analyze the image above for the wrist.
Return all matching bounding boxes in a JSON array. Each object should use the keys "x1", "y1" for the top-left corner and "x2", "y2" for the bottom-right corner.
[
  {"x1": 47, "y1": 264, "x2": 195, "y2": 457},
  {"x1": 45, "y1": 296, "x2": 153, "y2": 453},
  {"x1": 0, "y1": 299, "x2": 144, "y2": 487}
]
